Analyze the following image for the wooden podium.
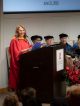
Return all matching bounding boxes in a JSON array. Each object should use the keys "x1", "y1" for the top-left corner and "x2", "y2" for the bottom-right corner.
[{"x1": 19, "y1": 44, "x2": 66, "y2": 103}]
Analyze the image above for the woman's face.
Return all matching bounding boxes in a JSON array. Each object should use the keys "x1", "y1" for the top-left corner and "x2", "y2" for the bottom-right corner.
[{"x1": 18, "y1": 26, "x2": 25, "y2": 37}]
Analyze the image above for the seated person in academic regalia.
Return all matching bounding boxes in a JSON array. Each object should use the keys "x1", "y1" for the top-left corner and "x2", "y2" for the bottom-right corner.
[
  {"x1": 73, "y1": 35, "x2": 80, "y2": 55},
  {"x1": 44, "y1": 35, "x2": 54, "y2": 46},
  {"x1": 59, "y1": 33, "x2": 73, "y2": 55},
  {"x1": 31, "y1": 35, "x2": 43, "y2": 50}
]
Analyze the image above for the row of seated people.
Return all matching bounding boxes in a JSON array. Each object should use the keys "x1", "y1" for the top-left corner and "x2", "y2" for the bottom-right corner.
[
  {"x1": 3, "y1": 86, "x2": 80, "y2": 106},
  {"x1": 31, "y1": 34, "x2": 80, "y2": 57}
]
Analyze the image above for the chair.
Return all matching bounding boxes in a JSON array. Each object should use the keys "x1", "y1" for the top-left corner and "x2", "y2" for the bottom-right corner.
[{"x1": 6, "y1": 47, "x2": 10, "y2": 77}]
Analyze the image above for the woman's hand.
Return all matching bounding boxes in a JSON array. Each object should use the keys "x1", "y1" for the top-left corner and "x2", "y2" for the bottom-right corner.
[{"x1": 21, "y1": 48, "x2": 31, "y2": 54}]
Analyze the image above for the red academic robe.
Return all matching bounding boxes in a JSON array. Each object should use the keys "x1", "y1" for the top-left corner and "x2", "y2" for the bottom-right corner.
[{"x1": 8, "y1": 37, "x2": 31, "y2": 90}]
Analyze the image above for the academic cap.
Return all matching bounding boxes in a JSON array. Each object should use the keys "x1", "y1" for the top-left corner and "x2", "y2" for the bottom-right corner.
[
  {"x1": 31, "y1": 35, "x2": 42, "y2": 41},
  {"x1": 44, "y1": 35, "x2": 54, "y2": 40},
  {"x1": 59, "y1": 33, "x2": 68, "y2": 38}
]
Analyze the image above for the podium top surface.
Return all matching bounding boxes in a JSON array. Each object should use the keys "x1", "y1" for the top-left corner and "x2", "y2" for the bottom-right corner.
[{"x1": 20, "y1": 44, "x2": 64, "y2": 56}]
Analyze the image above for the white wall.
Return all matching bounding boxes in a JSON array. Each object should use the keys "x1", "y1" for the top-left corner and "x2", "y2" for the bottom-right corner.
[
  {"x1": 1, "y1": 12, "x2": 80, "y2": 88},
  {"x1": 0, "y1": 0, "x2": 7, "y2": 88}
]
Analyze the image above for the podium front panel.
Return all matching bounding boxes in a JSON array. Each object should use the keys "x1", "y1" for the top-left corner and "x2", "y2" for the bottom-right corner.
[{"x1": 19, "y1": 45, "x2": 66, "y2": 103}]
